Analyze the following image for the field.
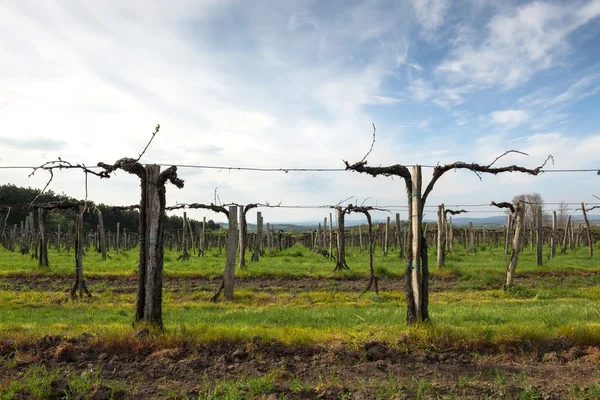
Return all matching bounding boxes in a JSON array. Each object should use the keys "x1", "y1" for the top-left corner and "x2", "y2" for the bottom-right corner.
[{"x1": 1, "y1": 242, "x2": 600, "y2": 399}]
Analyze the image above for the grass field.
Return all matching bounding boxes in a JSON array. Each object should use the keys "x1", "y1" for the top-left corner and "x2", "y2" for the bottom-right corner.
[{"x1": 1, "y1": 242, "x2": 599, "y2": 399}]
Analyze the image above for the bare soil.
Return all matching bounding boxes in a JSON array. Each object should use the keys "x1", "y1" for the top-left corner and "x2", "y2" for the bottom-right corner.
[
  {"x1": 1, "y1": 333, "x2": 600, "y2": 399},
  {"x1": 2, "y1": 274, "x2": 600, "y2": 398},
  {"x1": 3, "y1": 270, "x2": 599, "y2": 295}
]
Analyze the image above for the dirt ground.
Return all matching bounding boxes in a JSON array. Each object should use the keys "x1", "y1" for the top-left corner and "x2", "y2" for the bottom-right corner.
[
  {"x1": 2, "y1": 275, "x2": 600, "y2": 398},
  {"x1": 6, "y1": 270, "x2": 595, "y2": 294},
  {"x1": 1, "y1": 333, "x2": 600, "y2": 399}
]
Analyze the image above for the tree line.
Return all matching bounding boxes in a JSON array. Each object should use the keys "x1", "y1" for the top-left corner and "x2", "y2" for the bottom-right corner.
[{"x1": 0, "y1": 184, "x2": 221, "y2": 234}]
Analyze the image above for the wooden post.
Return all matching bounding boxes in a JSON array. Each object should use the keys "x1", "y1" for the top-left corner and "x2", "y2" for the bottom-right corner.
[
  {"x1": 266, "y1": 223, "x2": 272, "y2": 252},
  {"x1": 116, "y1": 222, "x2": 120, "y2": 255},
  {"x1": 570, "y1": 219, "x2": 575, "y2": 250},
  {"x1": 334, "y1": 208, "x2": 349, "y2": 270},
  {"x1": 448, "y1": 216, "x2": 453, "y2": 253},
  {"x1": 238, "y1": 205, "x2": 247, "y2": 268},
  {"x1": 66, "y1": 222, "x2": 72, "y2": 254},
  {"x1": 468, "y1": 222, "x2": 474, "y2": 253},
  {"x1": 436, "y1": 204, "x2": 445, "y2": 268},
  {"x1": 134, "y1": 164, "x2": 183, "y2": 328},
  {"x1": 411, "y1": 165, "x2": 422, "y2": 321},
  {"x1": 181, "y1": 212, "x2": 189, "y2": 260},
  {"x1": 56, "y1": 224, "x2": 61, "y2": 253},
  {"x1": 550, "y1": 211, "x2": 556, "y2": 258},
  {"x1": 217, "y1": 230, "x2": 222, "y2": 255},
  {"x1": 251, "y1": 211, "x2": 262, "y2": 262},
  {"x1": 97, "y1": 210, "x2": 107, "y2": 261},
  {"x1": 30, "y1": 212, "x2": 37, "y2": 259},
  {"x1": 504, "y1": 214, "x2": 512, "y2": 255},
  {"x1": 358, "y1": 224, "x2": 363, "y2": 253},
  {"x1": 395, "y1": 213, "x2": 402, "y2": 258},
  {"x1": 37, "y1": 208, "x2": 49, "y2": 267},
  {"x1": 200, "y1": 216, "x2": 207, "y2": 256},
  {"x1": 581, "y1": 202, "x2": 593, "y2": 257},
  {"x1": 383, "y1": 216, "x2": 390, "y2": 256},
  {"x1": 76, "y1": 210, "x2": 84, "y2": 294},
  {"x1": 505, "y1": 204, "x2": 524, "y2": 289},
  {"x1": 71, "y1": 206, "x2": 91, "y2": 298},
  {"x1": 322, "y1": 217, "x2": 327, "y2": 253},
  {"x1": 536, "y1": 205, "x2": 543, "y2": 266},
  {"x1": 224, "y1": 206, "x2": 238, "y2": 300},
  {"x1": 328, "y1": 213, "x2": 333, "y2": 260}
]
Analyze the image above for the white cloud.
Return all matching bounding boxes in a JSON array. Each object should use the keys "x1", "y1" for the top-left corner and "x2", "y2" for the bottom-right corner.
[
  {"x1": 490, "y1": 109, "x2": 530, "y2": 127},
  {"x1": 0, "y1": 1, "x2": 598, "y2": 223},
  {"x1": 518, "y1": 73, "x2": 600, "y2": 109},
  {"x1": 411, "y1": 0, "x2": 450, "y2": 33},
  {"x1": 437, "y1": 0, "x2": 600, "y2": 88}
]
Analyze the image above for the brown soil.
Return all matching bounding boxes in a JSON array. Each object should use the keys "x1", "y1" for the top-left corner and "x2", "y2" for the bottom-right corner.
[
  {"x1": 1, "y1": 334, "x2": 600, "y2": 399},
  {"x1": 2, "y1": 270, "x2": 599, "y2": 296},
  {"x1": 0, "y1": 274, "x2": 461, "y2": 295}
]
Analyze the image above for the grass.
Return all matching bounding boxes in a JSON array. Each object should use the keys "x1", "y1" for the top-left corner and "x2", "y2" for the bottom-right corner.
[
  {"x1": 1, "y1": 242, "x2": 600, "y2": 349},
  {"x1": 1, "y1": 241, "x2": 600, "y2": 398}
]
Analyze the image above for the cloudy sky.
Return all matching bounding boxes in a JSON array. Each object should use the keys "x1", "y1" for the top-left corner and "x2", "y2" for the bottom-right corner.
[{"x1": 1, "y1": 0, "x2": 599, "y2": 223}]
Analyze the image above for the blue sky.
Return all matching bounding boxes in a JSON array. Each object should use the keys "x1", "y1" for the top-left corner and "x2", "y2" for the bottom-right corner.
[{"x1": 0, "y1": 0, "x2": 599, "y2": 222}]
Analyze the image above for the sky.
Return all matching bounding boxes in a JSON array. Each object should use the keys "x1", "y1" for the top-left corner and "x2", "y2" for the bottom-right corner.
[{"x1": 1, "y1": 0, "x2": 600, "y2": 224}]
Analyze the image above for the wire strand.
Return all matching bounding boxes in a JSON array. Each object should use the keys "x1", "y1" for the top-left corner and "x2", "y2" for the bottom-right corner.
[{"x1": 1, "y1": 164, "x2": 599, "y2": 173}]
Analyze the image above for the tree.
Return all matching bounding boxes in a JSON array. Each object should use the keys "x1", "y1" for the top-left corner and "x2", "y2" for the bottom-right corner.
[
  {"x1": 557, "y1": 201, "x2": 569, "y2": 226},
  {"x1": 511, "y1": 193, "x2": 546, "y2": 227}
]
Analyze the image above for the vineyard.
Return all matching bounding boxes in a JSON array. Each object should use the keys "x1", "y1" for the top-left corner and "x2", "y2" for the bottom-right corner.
[
  {"x1": 1, "y1": 162, "x2": 599, "y2": 399},
  {"x1": 0, "y1": 127, "x2": 597, "y2": 399}
]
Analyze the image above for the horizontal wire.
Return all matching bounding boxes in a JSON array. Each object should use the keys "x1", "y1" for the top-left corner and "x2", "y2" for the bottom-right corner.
[{"x1": 0, "y1": 164, "x2": 599, "y2": 173}]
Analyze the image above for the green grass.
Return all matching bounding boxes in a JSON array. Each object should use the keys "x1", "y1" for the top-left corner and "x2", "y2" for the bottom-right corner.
[
  {"x1": 1, "y1": 284, "x2": 600, "y2": 348},
  {"x1": 1, "y1": 241, "x2": 597, "y2": 280},
  {"x1": 0, "y1": 242, "x2": 599, "y2": 349}
]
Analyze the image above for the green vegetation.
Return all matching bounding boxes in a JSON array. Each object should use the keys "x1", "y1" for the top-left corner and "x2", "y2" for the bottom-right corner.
[
  {"x1": 0, "y1": 243, "x2": 599, "y2": 347},
  {"x1": 1, "y1": 241, "x2": 599, "y2": 398}
]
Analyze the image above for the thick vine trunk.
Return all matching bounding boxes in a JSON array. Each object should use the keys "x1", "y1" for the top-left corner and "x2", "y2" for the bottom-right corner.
[
  {"x1": 212, "y1": 206, "x2": 239, "y2": 302},
  {"x1": 97, "y1": 210, "x2": 107, "y2": 260},
  {"x1": 239, "y1": 205, "x2": 247, "y2": 269},
  {"x1": 334, "y1": 208, "x2": 349, "y2": 271},
  {"x1": 71, "y1": 207, "x2": 91, "y2": 299},
  {"x1": 135, "y1": 165, "x2": 177, "y2": 328},
  {"x1": 363, "y1": 212, "x2": 378, "y2": 294},
  {"x1": 581, "y1": 202, "x2": 593, "y2": 258},
  {"x1": 409, "y1": 165, "x2": 423, "y2": 322},
  {"x1": 536, "y1": 205, "x2": 543, "y2": 266},
  {"x1": 37, "y1": 208, "x2": 49, "y2": 267},
  {"x1": 436, "y1": 204, "x2": 445, "y2": 268},
  {"x1": 504, "y1": 204, "x2": 524, "y2": 289},
  {"x1": 180, "y1": 211, "x2": 189, "y2": 260}
]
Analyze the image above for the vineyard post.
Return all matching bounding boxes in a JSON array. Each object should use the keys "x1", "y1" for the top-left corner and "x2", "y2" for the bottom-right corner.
[
  {"x1": 384, "y1": 216, "x2": 390, "y2": 256},
  {"x1": 358, "y1": 224, "x2": 363, "y2": 253},
  {"x1": 224, "y1": 206, "x2": 239, "y2": 300},
  {"x1": 97, "y1": 209, "x2": 107, "y2": 261},
  {"x1": 447, "y1": 216, "x2": 453, "y2": 253},
  {"x1": 116, "y1": 222, "x2": 120, "y2": 255},
  {"x1": 536, "y1": 205, "x2": 543, "y2": 266},
  {"x1": 57, "y1": 224, "x2": 61, "y2": 253},
  {"x1": 180, "y1": 212, "x2": 189, "y2": 260},
  {"x1": 468, "y1": 222, "x2": 474, "y2": 253},
  {"x1": 581, "y1": 202, "x2": 593, "y2": 257},
  {"x1": 550, "y1": 211, "x2": 557, "y2": 258},
  {"x1": 504, "y1": 214, "x2": 512, "y2": 255},
  {"x1": 37, "y1": 208, "x2": 49, "y2": 267},
  {"x1": 436, "y1": 204, "x2": 445, "y2": 268}
]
